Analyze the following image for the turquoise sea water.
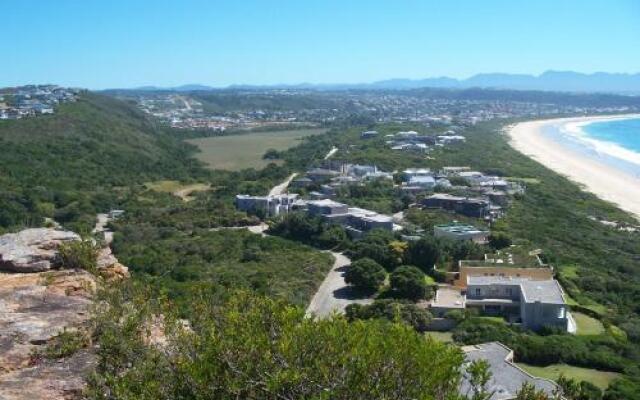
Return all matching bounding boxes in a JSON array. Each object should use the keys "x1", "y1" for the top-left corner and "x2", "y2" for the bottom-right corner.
[
  {"x1": 582, "y1": 117, "x2": 640, "y2": 153},
  {"x1": 542, "y1": 116, "x2": 640, "y2": 177}
]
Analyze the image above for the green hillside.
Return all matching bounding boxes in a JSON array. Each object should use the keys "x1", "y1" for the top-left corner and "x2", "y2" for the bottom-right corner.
[{"x1": 0, "y1": 93, "x2": 203, "y2": 232}]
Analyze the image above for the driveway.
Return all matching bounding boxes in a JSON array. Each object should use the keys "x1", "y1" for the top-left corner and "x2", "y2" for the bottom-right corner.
[{"x1": 305, "y1": 252, "x2": 373, "y2": 319}]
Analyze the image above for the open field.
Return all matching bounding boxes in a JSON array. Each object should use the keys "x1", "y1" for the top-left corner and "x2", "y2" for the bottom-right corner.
[
  {"x1": 572, "y1": 312, "x2": 605, "y2": 336},
  {"x1": 187, "y1": 128, "x2": 327, "y2": 170},
  {"x1": 517, "y1": 363, "x2": 620, "y2": 390},
  {"x1": 425, "y1": 331, "x2": 453, "y2": 343},
  {"x1": 145, "y1": 180, "x2": 211, "y2": 201}
]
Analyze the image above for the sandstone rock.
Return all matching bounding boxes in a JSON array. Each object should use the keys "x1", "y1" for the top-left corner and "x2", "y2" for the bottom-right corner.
[
  {"x1": 0, "y1": 229, "x2": 80, "y2": 273},
  {"x1": 96, "y1": 247, "x2": 129, "y2": 281},
  {"x1": 0, "y1": 270, "x2": 94, "y2": 374},
  {"x1": 0, "y1": 349, "x2": 95, "y2": 400}
]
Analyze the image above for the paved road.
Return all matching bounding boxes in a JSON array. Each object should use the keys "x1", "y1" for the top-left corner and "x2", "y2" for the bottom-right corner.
[
  {"x1": 269, "y1": 173, "x2": 298, "y2": 196},
  {"x1": 305, "y1": 252, "x2": 373, "y2": 319}
]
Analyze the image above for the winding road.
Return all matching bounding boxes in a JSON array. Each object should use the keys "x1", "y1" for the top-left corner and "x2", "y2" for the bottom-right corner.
[{"x1": 305, "y1": 251, "x2": 373, "y2": 318}]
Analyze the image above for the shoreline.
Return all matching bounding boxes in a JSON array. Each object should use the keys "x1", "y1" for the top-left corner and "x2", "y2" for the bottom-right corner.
[{"x1": 507, "y1": 114, "x2": 640, "y2": 220}]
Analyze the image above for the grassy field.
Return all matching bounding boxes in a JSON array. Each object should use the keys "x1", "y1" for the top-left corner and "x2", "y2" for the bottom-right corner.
[
  {"x1": 187, "y1": 128, "x2": 326, "y2": 170},
  {"x1": 572, "y1": 312, "x2": 606, "y2": 336},
  {"x1": 517, "y1": 363, "x2": 620, "y2": 390},
  {"x1": 425, "y1": 331, "x2": 454, "y2": 343},
  {"x1": 145, "y1": 180, "x2": 211, "y2": 201}
]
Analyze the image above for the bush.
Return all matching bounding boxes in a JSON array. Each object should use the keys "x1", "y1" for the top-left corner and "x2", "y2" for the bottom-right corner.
[
  {"x1": 389, "y1": 265, "x2": 431, "y2": 301},
  {"x1": 87, "y1": 288, "x2": 464, "y2": 400},
  {"x1": 344, "y1": 258, "x2": 386, "y2": 293},
  {"x1": 489, "y1": 232, "x2": 512, "y2": 250},
  {"x1": 58, "y1": 238, "x2": 99, "y2": 272},
  {"x1": 404, "y1": 237, "x2": 441, "y2": 272},
  {"x1": 346, "y1": 299, "x2": 432, "y2": 331}
]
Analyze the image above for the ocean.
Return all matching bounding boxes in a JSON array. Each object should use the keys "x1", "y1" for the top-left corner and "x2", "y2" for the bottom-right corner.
[{"x1": 544, "y1": 116, "x2": 640, "y2": 177}]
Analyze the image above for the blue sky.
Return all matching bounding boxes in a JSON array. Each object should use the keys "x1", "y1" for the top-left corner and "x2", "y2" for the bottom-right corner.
[{"x1": 3, "y1": 0, "x2": 640, "y2": 89}]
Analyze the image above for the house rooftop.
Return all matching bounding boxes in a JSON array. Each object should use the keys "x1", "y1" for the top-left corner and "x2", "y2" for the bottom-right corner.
[
  {"x1": 434, "y1": 223, "x2": 488, "y2": 235},
  {"x1": 460, "y1": 342, "x2": 559, "y2": 400},
  {"x1": 466, "y1": 276, "x2": 565, "y2": 304}
]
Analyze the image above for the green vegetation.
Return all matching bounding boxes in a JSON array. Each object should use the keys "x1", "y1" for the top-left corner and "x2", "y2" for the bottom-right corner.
[
  {"x1": 186, "y1": 128, "x2": 326, "y2": 170},
  {"x1": 517, "y1": 363, "x2": 620, "y2": 391},
  {"x1": 43, "y1": 329, "x2": 89, "y2": 359},
  {"x1": 344, "y1": 257, "x2": 386, "y2": 293},
  {"x1": 58, "y1": 238, "x2": 99, "y2": 272},
  {"x1": 573, "y1": 312, "x2": 606, "y2": 336},
  {"x1": 389, "y1": 265, "x2": 431, "y2": 301},
  {"x1": 112, "y1": 227, "x2": 333, "y2": 311},
  {"x1": 346, "y1": 299, "x2": 432, "y2": 331},
  {"x1": 144, "y1": 180, "x2": 210, "y2": 201},
  {"x1": 87, "y1": 286, "x2": 464, "y2": 400}
]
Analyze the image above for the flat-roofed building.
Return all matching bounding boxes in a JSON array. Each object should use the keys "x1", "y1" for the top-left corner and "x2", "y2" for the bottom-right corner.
[
  {"x1": 235, "y1": 193, "x2": 299, "y2": 217},
  {"x1": 434, "y1": 223, "x2": 489, "y2": 244}
]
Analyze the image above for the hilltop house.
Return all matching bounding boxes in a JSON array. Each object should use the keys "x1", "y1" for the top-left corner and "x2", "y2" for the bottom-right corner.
[{"x1": 433, "y1": 266, "x2": 574, "y2": 332}]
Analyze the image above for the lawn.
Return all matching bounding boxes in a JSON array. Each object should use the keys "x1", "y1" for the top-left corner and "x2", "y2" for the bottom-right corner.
[
  {"x1": 187, "y1": 128, "x2": 326, "y2": 170},
  {"x1": 145, "y1": 180, "x2": 211, "y2": 201},
  {"x1": 516, "y1": 363, "x2": 620, "y2": 390},
  {"x1": 572, "y1": 312, "x2": 605, "y2": 336},
  {"x1": 425, "y1": 331, "x2": 453, "y2": 343}
]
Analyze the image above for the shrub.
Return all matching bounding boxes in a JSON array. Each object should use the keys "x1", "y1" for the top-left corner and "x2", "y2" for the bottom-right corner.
[
  {"x1": 344, "y1": 258, "x2": 386, "y2": 293},
  {"x1": 346, "y1": 299, "x2": 432, "y2": 331},
  {"x1": 58, "y1": 238, "x2": 99, "y2": 272},
  {"x1": 389, "y1": 265, "x2": 431, "y2": 301}
]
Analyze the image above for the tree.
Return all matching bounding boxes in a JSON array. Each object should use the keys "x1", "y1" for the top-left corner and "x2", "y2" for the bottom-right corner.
[
  {"x1": 489, "y1": 232, "x2": 512, "y2": 250},
  {"x1": 516, "y1": 382, "x2": 552, "y2": 400},
  {"x1": 465, "y1": 359, "x2": 494, "y2": 400},
  {"x1": 405, "y1": 237, "x2": 441, "y2": 272},
  {"x1": 344, "y1": 258, "x2": 386, "y2": 293},
  {"x1": 389, "y1": 265, "x2": 431, "y2": 301},
  {"x1": 262, "y1": 148, "x2": 281, "y2": 160}
]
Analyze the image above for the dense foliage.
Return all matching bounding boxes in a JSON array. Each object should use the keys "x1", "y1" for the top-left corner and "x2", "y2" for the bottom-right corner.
[
  {"x1": 343, "y1": 257, "x2": 386, "y2": 293},
  {"x1": 87, "y1": 286, "x2": 465, "y2": 400},
  {"x1": 345, "y1": 299, "x2": 433, "y2": 331}
]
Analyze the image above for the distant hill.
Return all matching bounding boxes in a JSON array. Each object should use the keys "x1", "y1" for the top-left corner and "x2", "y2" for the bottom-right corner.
[
  {"x1": 112, "y1": 71, "x2": 640, "y2": 94},
  {"x1": 0, "y1": 93, "x2": 201, "y2": 232}
]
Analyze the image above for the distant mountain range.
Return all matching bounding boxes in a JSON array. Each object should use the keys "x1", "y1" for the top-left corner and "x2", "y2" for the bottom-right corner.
[{"x1": 123, "y1": 71, "x2": 640, "y2": 94}]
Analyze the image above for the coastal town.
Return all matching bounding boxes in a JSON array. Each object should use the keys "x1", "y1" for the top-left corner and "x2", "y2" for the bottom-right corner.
[
  {"x1": 0, "y1": 85, "x2": 80, "y2": 120},
  {"x1": 115, "y1": 89, "x2": 640, "y2": 132}
]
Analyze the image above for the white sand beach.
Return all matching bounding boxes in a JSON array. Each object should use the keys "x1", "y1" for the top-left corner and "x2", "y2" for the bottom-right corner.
[{"x1": 508, "y1": 115, "x2": 640, "y2": 220}]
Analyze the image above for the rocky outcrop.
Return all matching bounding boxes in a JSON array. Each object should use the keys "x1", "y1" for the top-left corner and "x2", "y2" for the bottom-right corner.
[
  {"x1": 0, "y1": 227, "x2": 128, "y2": 399},
  {"x1": 0, "y1": 229, "x2": 80, "y2": 273},
  {"x1": 0, "y1": 269, "x2": 96, "y2": 399}
]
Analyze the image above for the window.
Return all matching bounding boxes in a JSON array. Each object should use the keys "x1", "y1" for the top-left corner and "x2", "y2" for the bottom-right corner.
[
  {"x1": 506, "y1": 288, "x2": 513, "y2": 296},
  {"x1": 558, "y1": 307, "x2": 565, "y2": 319},
  {"x1": 475, "y1": 288, "x2": 481, "y2": 296}
]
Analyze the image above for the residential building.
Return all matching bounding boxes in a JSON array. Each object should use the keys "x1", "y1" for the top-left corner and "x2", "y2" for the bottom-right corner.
[
  {"x1": 465, "y1": 275, "x2": 573, "y2": 331},
  {"x1": 306, "y1": 200, "x2": 394, "y2": 237},
  {"x1": 434, "y1": 223, "x2": 489, "y2": 244},
  {"x1": 235, "y1": 193, "x2": 299, "y2": 217},
  {"x1": 459, "y1": 342, "x2": 560, "y2": 400},
  {"x1": 422, "y1": 194, "x2": 492, "y2": 219},
  {"x1": 360, "y1": 130, "x2": 379, "y2": 139},
  {"x1": 306, "y1": 168, "x2": 341, "y2": 182}
]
